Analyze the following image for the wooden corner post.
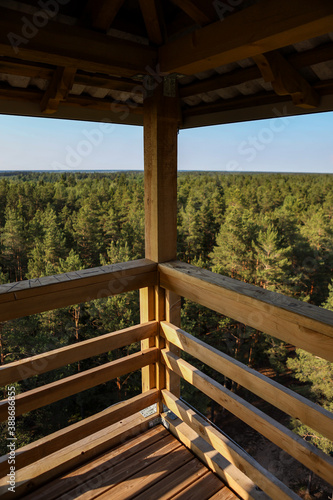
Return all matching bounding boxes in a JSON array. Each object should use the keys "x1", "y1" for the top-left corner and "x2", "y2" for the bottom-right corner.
[{"x1": 140, "y1": 76, "x2": 181, "y2": 406}]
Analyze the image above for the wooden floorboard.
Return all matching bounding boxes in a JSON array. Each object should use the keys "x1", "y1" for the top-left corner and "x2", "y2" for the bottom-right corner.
[{"x1": 29, "y1": 424, "x2": 238, "y2": 500}]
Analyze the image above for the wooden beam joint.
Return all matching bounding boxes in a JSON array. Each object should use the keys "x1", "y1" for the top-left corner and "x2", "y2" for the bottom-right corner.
[
  {"x1": 41, "y1": 66, "x2": 76, "y2": 114},
  {"x1": 253, "y1": 51, "x2": 320, "y2": 108}
]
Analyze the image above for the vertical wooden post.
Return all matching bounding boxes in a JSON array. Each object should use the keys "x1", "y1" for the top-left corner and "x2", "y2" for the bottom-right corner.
[{"x1": 140, "y1": 76, "x2": 181, "y2": 405}]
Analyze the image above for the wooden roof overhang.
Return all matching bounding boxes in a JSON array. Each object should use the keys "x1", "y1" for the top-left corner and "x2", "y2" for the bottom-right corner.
[{"x1": 0, "y1": 0, "x2": 333, "y2": 128}]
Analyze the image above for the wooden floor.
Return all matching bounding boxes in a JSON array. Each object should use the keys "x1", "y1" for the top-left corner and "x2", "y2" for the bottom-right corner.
[{"x1": 26, "y1": 424, "x2": 238, "y2": 500}]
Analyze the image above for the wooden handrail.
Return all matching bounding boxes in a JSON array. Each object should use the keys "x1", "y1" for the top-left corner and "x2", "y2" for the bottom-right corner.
[
  {"x1": 161, "y1": 321, "x2": 333, "y2": 442},
  {"x1": 0, "y1": 259, "x2": 158, "y2": 321},
  {"x1": 159, "y1": 261, "x2": 333, "y2": 361},
  {"x1": 162, "y1": 350, "x2": 333, "y2": 485},
  {"x1": 0, "y1": 348, "x2": 158, "y2": 421},
  {"x1": 0, "y1": 321, "x2": 158, "y2": 386},
  {"x1": 162, "y1": 390, "x2": 299, "y2": 500}
]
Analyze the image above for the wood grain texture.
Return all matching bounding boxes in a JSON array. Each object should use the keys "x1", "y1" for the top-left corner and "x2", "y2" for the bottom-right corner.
[
  {"x1": 25, "y1": 425, "x2": 167, "y2": 500},
  {"x1": 0, "y1": 259, "x2": 157, "y2": 321},
  {"x1": 0, "y1": 411, "x2": 160, "y2": 499},
  {"x1": 162, "y1": 390, "x2": 300, "y2": 500},
  {"x1": 162, "y1": 413, "x2": 269, "y2": 500},
  {"x1": 140, "y1": 287, "x2": 157, "y2": 392},
  {"x1": 159, "y1": 0, "x2": 333, "y2": 74},
  {"x1": 160, "y1": 321, "x2": 333, "y2": 442},
  {"x1": 159, "y1": 261, "x2": 333, "y2": 361},
  {"x1": 0, "y1": 321, "x2": 157, "y2": 386},
  {"x1": 162, "y1": 350, "x2": 333, "y2": 485},
  {"x1": 0, "y1": 348, "x2": 158, "y2": 421},
  {"x1": 0, "y1": 390, "x2": 158, "y2": 479},
  {"x1": 0, "y1": 7, "x2": 156, "y2": 78},
  {"x1": 143, "y1": 79, "x2": 180, "y2": 263}
]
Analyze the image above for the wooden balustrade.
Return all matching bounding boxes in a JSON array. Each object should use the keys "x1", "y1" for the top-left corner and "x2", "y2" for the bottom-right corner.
[
  {"x1": 159, "y1": 261, "x2": 333, "y2": 361},
  {"x1": 0, "y1": 322, "x2": 158, "y2": 421},
  {"x1": 1, "y1": 258, "x2": 333, "y2": 499}
]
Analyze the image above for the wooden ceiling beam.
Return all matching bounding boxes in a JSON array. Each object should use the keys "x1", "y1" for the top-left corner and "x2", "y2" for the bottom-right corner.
[
  {"x1": 0, "y1": 82, "x2": 143, "y2": 115},
  {"x1": 253, "y1": 51, "x2": 320, "y2": 108},
  {"x1": 159, "y1": 0, "x2": 333, "y2": 74},
  {"x1": 0, "y1": 7, "x2": 156, "y2": 78},
  {"x1": 139, "y1": 0, "x2": 164, "y2": 45},
  {"x1": 169, "y1": 0, "x2": 216, "y2": 26},
  {"x1": 83, "y1": 0, "x2": 126, "y2": 32},
  {"x1": 41, "y1": 66, "x2": 76, "y2": 114},
  {"x1": 183, "y1": 79, "x2": 333, "y2": 119},
  {"x1": 179, "y1": 41, "x2": 333, "y2": 97}
]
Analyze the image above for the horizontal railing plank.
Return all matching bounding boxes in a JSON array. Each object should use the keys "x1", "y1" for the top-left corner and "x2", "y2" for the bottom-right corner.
[
  {"x1": 161, "y1": 321, "x2": 333, "y2": 442},
  {"x1": 0, "y1": 321, "x2": 158, "y2": 386},
  {"x1": 0, "y1": 259, "x2": 158, "y2": 321},
  {"x1": 159, "y1": 261, "x2": 333, "y2": 361},
  {"x1": 0, "y1": 389, "x2": 158, "y2": 478},
  {"x1": 162, "y1": 390, "x2": 300, "y2": 500},
  {"x1": 162, "y1": 350, "x2": 333, "y2": 485},
  {"x1": 0, "y1": 348, "x2": 158, "y2": 421}
]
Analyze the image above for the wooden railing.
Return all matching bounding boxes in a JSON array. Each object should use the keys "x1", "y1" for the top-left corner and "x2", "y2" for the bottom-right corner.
[
  {"x1": 0, "y1": 259, "x2": 160, "y2": 498},
  {"x1": 0, "y1": 258, "x2": 332, "y2": 499},
  {"x1": 159, "y1": 261, "x2": 333, "y2": 500}
]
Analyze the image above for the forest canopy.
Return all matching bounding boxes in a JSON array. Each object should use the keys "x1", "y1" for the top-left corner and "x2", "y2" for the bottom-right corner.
[{"x1": 0, "y1": 171, "x2": 332, "y2": 458}]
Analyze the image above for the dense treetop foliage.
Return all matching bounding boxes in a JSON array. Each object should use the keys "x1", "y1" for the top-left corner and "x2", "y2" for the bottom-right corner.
[{"x1": 0, "y1": 171, "x2": 332, "y2": 455}]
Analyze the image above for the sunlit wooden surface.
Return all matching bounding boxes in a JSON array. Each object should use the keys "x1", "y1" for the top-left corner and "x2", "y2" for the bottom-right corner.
[{"x1": 26, "y1": 425, "x2": 237, "y2": 500}]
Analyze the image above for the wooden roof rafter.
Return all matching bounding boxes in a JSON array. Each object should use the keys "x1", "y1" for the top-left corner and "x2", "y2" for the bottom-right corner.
[
  {"x1": 139, "y1": 0, "x2": 165, "y2": 45},
  {"x1": 169, "y1": 0, "x2": 217, "y2": 26},
  {"x1": 82, "y1": 0, "x2": 126, "y2": 32},
  {"x1": 0, "y1": 6, "x2": 157, "y2": 78},
  {"x1": 159, "y1": 0, "x2": 333, "y2": 74}
]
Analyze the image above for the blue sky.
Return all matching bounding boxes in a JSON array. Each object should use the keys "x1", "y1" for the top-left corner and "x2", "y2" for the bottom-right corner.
[{"x1": 0, "y1": 111, "x2": 332, "y2": 173}]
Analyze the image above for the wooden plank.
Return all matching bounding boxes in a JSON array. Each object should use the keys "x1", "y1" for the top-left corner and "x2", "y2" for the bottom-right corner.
[
  {"x1": 179, "y1": 41, "x2": 333, "y2": 99},
  {"x1": 162, "y1": 350, "x2": 333, "y2": 485},
  {"x1": 171, "y1": 473, "x2": 226, "y2": 500},
  {"x1": 161, "y1": 321, "x2": 333, "y2": 442},
  {"x1": 253, "y1": 51, "x2": 319, "y2": 108},
  {"x1": 165, "y1": 289, "x2": 181, "y2": 397},
  {"x1": 102, "y1": 449, "x2": 193, "y2": 499},
  {"x1": 209, "y1": 488, "x2": 238, "y2": 500},
  {"x1": 139, "y1": 0, "x2": 164, "y2": 45},
  {"x1": 155, "y1": 286, "x2": 166, "y2": 413},
  {"x1": 96, "y1": 444, "x2": 194, "y2": 499},
  {"x1": 0, "y1": 411, "x2": 160, "y2": 499},
  {"x1": 0, "y1": 321, "x2": 157, "y2": 386},
  {"x1": 27, "y1": 425, "x2": 169, "y2": 500},
  {"x1": 40, "y1": 66, "x2": 76, "y2": 114},
  {"x1": 159, "y1": 262, "x2": 333, "y2": 361},
  {"x1": 159, "y1": 0, "x2": 333, "y2": 74},
  {"x1": 144, "y1": 79, "x2": 179, "y2": 263},
  {"x1": 140, "y1": 287, "x2": 157, "y2": 392},
  {"x1": 0, "y1": 6, "x2": 156, "y2": 78},
  {"x1": 0, "y1": 348, "x2": 158, "y2": 421},
  {"x1": 0, "y1": 390, "x2": 158, "y2": 479},
  {"x1": 162, "y1": 414, "x2": 268, "y2": 500},
  {"x1": 66, "y1": 434, "x2": 182, "y2": 499},
  {"x1": 74, "y1": 71, "x2": 139, "y2": 92},
  {"x1": 0, "y1": 59, "x2": 53, "y2": 79},
  {"x1": 134, "y1": 458, "x2": 209, "y2": 500},
  {"x1": 0, "y1": 259, "x2": 157, "y2": 321},
  {"x1": 162, "y1": 390, "x2": 300, "y2": 500}
]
